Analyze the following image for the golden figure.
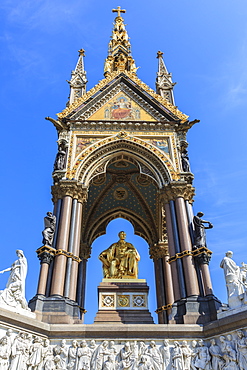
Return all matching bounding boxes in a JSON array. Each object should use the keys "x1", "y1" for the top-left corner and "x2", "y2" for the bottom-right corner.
[{"x1": 99, "y1": 231, "x2": 140, "y2": 279}]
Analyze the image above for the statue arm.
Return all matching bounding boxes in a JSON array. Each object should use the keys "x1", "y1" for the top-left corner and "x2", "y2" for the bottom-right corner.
[{"x1": 0, "y1": 267, "x2": 12, "y2": 274}]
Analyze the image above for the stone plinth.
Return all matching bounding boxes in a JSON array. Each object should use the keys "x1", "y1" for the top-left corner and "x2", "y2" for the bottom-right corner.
[{"x1": 94, "y1": 279, "x2": 154, "y2": 324}]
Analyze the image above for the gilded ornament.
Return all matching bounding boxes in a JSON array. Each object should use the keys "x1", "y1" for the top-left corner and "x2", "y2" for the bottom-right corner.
[{"x1": 99, "y1": 231, "x2": 140, "y2": 279}]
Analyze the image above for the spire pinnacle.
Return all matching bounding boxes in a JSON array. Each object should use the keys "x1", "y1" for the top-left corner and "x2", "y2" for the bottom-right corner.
[
  {"x1": 103, "y1": 8, "x2": 138, "y2": 77},
  {"x1": 68, "y1": 48, "x2": 87, "y2": 105},
  {"x1": 156, "y1": 50, "x2": 176, "y2": 105}
]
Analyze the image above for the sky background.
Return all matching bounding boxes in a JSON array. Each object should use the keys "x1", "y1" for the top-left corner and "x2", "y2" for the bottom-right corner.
[{"x1": 0, "y1": 0, "x2": 247, "y2": 324}]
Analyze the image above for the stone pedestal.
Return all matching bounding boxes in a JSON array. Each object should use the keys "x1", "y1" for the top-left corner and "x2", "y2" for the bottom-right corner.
[
  {"x1": 28, "y1": 294, "x2": 82, "y2": 324},
  {"x1": 94, "y1": 279, "x2": 154, "y2": 324}
]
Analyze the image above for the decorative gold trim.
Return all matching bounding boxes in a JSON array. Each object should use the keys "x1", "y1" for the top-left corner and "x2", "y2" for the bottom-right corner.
[
  {"x1": 155, "y1": 303, "x2": 173, "y2": 313},
  {"x1": 57, "y1": 71, "x2": 188, "y2": 122},
  {"x1": 55, "y1": 249, "x2": 82, "y2": 263},
  {"x1": 168, "y1": 250, "x2": 193, "y2": 263},
  {"x1": 36, "y1": 245, "x2": 56, "y2": 256},
  {"x1": 168, "y1": 247, "x2": 212, "y2": 264},
  {"x1": 78, "y1": 306, "x2": 87, "y2": 313}
]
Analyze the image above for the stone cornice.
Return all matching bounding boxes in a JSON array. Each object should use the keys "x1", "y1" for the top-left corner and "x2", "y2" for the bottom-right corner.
[
  {"x1": 51, "y1": 181, "x2": 88, "y2": 203},
  {"x1": 160, "y1": 182, "x2": 195, "y2": 204}
]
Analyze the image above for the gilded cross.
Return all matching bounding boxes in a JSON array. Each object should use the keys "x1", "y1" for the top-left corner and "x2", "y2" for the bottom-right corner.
[{"x1": 112, "y1": 6, "x2": 126, "y2": 17}]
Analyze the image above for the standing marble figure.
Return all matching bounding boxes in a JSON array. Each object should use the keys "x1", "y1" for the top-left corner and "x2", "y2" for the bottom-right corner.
[
  {"x1": 220, "y1": 251, "x2": 247, "y2": 309},
  {"x1": 0, "y1": 250, "x2": 29, "y2": 310},
  {"x1": 193, "y1": 212, "x2": 213, "y2": 248}
]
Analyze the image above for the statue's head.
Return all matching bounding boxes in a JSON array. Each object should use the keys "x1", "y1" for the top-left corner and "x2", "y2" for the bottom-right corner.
[
  {"x1": 197, "y1": 212, "x2": 204, "y2": 217},
  {"x1": 118, "y1": 231, "x2": 126, "y2": 240},
  {"x1": 16, "y1": 250, "x2": 24, "y2": 258},
  {"x1": 226, "y1": 251, "x2": 233, "y2": 258}
]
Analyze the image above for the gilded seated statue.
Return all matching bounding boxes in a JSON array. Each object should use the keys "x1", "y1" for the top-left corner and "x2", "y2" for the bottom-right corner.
[{"x1": 99, "y1": 231, "x2": 140, "y2": 279}]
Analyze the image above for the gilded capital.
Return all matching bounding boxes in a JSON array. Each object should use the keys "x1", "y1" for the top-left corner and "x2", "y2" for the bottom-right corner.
[
  {"x1": 149, "y1": 241, "x2": 169, "y2": 260},
  {"x1": 51, "y1": 181, "x2": 88, "y2": 203},
  {"x1": 160, "y1": 182, "x2": 195, "y2": 204}
]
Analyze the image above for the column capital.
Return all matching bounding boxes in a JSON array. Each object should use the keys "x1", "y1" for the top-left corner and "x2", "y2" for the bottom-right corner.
[
  {"x1": 160, "y1": 182, "x2": 195, "y2": 204},
  {"x1": 36, "y1": 245, "x2": 56, "y2": 265},
  {"x1": 193, "y1": 247, "x2": 212, "y2": 265},
  {"x1": 149, "y1": 241, "x2": 169, "y2": 260},
  {"x1": 51, "y1": 181, "x2": 88, "y2": 203}
]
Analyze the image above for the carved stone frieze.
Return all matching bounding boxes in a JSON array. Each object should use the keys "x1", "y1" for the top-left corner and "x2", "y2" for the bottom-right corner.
[
  {"x1": 149, "y1": 241, "x2": 169, "y2": 260},
  {"x1": 51, "y1": 181, "x2": 88, "y2": 203},
  {"x1": 1, "y1": 327, "x2": 247, "y2": 370},
  {"x1": 160, "y1": 182, "x2": 195, "y2": 204}
]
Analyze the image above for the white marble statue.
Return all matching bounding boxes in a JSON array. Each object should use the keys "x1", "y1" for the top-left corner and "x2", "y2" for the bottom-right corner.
[
  {"x1": 208, "y1": 339, "x2": 224, "y2": 370},
  {"x1": 220, "y1": 251, "x2": 247, "y2": 309},
  {"x1": 9, "y1": 332, "x2": 29, "y2": 370},
  {"x1": 42, "y1": 339, "x2": 55, "y2": 370},
  {"x1": 91, "y1": 341, "x2": 110, "y2": 370},
  {"x1": 159, "y1": 340, "x2": 170, "y2": 370},
  {"x1": 146, "y1": 341, "x2": 162, "y2": 370},
  {"x1": 28, "y1": 336, "x2": 43, "y2": 370},
  {"x1": 194, "y1": 340, "x2": 210, "y2": 370},
  {"x1": 67, "y1": 340, "x2": 78, "y2": 370},
  {"x1": 223, "y1": 344, "x2": 239, "y2": 370},
  {"x1": 119, "y1": 342, "x2": 134, "y2": 370},
  {"x1": 53, "y1": 339, "x2": 68, "y2": 370},
  {"x1": 103, "y1": 356, "x2": 115, "y2": 370},
  {"x1": 77, "y1": 340, "x2": 92, "y2": 370},
  {"x1": 171, "y1": 342, "x2": 184, "y2": 370},
  {"x1": 0, "y1": 336, "x2": 11, "y2": 370},
  {"x1": 235, "y1": 330, "x2": 247, "y2": 370},
  {"x1": 181, "y1": 341, "x2": 192, "y2": 370},
  {"x1": 0, "y1": 250, "x2": 29, "y2": 311}
]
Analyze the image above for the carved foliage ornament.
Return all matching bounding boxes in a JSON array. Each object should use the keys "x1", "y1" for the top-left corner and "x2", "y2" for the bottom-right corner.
[
  {"x1": 160, "y1": 183, "x2": 195, "y2": 204},
  {"x1": 51, "y1": 181, "x2": 88, "y2": 203}
]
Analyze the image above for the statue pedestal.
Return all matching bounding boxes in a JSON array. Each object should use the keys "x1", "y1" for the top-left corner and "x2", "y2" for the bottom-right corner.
[{"x1": 94, "y1": 279, "x2": 154, "y2": 324}]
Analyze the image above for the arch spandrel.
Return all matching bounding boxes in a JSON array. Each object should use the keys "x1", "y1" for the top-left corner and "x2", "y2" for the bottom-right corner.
[{"x1": 68, "y1": 133, "x2": 178, "y2": 186}]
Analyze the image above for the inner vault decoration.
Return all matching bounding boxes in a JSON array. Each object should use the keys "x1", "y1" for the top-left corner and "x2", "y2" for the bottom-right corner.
[{"x1": 1, "y1": 7, "x2": 247, "y2": 370}]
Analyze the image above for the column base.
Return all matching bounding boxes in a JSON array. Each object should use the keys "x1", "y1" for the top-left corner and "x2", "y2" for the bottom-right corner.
[
  {"x1": 94, "y1": 279, "x2": 154, "y2": 324},
  {"x1": 169, "y1": 295, "x2": 222, "y2": 324},
  {"x1": 28, "y1": 294, "x2": 83, "y2": 324}
]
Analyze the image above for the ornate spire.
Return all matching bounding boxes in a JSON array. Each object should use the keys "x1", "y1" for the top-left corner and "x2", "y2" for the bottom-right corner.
[
  {"x1": 68, "y1": 49, "x2": 87, "y2": 105},
  {"x1": 104, "y1": 7, "x2": 138, "y2": 77},
  {"x1": 156, "y1": 51, "x2": 176, "y2": 105}
]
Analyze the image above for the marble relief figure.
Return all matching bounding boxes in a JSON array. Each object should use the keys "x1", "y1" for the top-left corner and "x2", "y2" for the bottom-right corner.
[
  {"x1": 99, "y1": 231, "x2": 140, "y2": 279},
  {"x1": 0, "y1": 332, "x2": 247, "y2": 370}
]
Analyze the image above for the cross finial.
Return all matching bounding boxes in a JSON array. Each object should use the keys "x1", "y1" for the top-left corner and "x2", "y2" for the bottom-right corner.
[
  {"x1": 112, "y1": 6, "x2": 126, "y2": 17},
  {"x1": 78, "y1": 49, "x2": 85, "y2": 56},
  {"x1": 157, "y1": 51, "x2": 163, "y2": 59}
]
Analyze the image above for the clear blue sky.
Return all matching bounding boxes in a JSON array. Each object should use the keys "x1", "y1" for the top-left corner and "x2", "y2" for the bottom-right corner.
[{"x1": 0, "y1": 0, "x2": 247, "y2": 324}]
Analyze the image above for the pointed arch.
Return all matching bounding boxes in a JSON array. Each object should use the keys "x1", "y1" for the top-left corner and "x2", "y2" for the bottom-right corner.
[{"x1": 74, "y1": 135, "x2": 175, "y2": 187}]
